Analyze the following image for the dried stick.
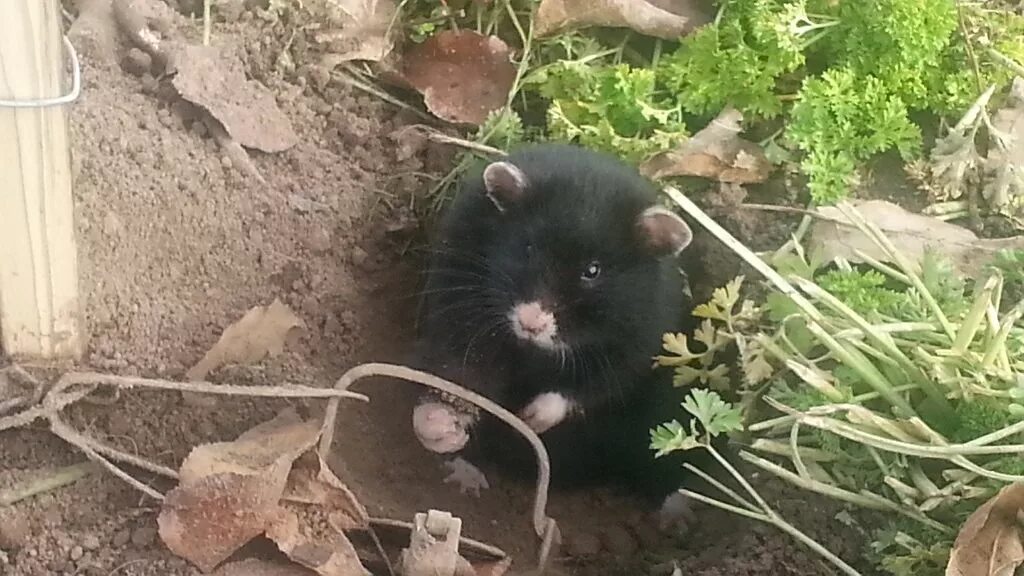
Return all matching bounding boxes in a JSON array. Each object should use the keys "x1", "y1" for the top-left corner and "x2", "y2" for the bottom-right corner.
[
  {"x1": 1, "y1": 369, "x2": 370, "y2": 504},
  {"x1": 319, "y1": 362, "x2": 560, "y2": 572},
  {"x1": 0, "y1": 461, "x2": 98, "y2": 506}
]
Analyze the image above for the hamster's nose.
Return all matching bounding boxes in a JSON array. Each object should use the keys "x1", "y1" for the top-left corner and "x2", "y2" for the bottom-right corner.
[{"x1": 512, "y1": 302, "x2": 556, "y2": 338}]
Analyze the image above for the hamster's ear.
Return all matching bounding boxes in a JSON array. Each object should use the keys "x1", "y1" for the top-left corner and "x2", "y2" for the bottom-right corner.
[
  {"x1": 483, "y1": 161, "x2": 528, "y2": 212},
  {"x1": 636, "y1": 206, "x2": 693, "y2": 256}
]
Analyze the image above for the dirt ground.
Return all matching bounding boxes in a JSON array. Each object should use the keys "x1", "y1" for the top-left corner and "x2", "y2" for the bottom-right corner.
[{"x1": 1, "y1": 4, "x2": 870, "y2": 576}]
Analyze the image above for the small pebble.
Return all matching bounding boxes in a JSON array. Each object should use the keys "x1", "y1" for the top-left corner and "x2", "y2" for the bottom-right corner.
[
  {"x1": 600, "y1": 525, "x2": 638, "y2": 556},
  {"x1": 566, "y1": 532, "x2": 601, "y2": 557},
  {"x1": 69, "y1": 546, "x2": 83, "y2": 561},
  {"x1": 81, "y1": 534, "x2": 101, "y2": 551},
  {"x1": 131, "y1": 525, "x2": 157, "y2": 548},
  {"x1": 221, "y1": 156, "x2": 233, "y2": 169}
]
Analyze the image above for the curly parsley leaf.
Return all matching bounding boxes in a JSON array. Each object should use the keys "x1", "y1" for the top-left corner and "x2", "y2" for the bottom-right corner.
[
  {"x1": 540, "y1": 62, "x2": 687, "y2": 163},
  {"x1": 788, "y1": 68, "x2": 922, "y2": 203}
]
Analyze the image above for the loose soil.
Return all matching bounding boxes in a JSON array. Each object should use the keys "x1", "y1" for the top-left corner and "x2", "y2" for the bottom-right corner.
[{"x1": 1, "y1": 4, "x2": 871, "y2": 576}]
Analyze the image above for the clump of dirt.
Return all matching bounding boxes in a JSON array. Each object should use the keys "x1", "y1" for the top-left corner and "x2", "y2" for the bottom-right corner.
[{"x1": 0, "y1": 3, "x2": 869, "y2": 576}]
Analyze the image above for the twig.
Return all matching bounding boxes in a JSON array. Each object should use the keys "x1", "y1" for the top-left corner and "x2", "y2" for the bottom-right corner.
[
  {"x1": 204, "y1": 117, "x2": 266, "y2": 184},
  {"x1": 740, "y1": 203, "x2": 821, "y2": 218},
  {"x1": 0, "y1": 461, "x2": 98, "y2": 506},
  {"x1": 203, "y1": 0, "x2": 213, "y2": 46},
  {"x1": 319, "y1": 362, "x2": 559, "y2": 573},
  {"x1": 679, "y1": 444, "x2": 863, "y2": 576},
  {"x1": 394, "y1": 125, "x2": 507, "y2": 157},
  {"x1": 986, "y1": 48, "x2": 1024, "y2": 78},
  {"x1": 333, "y1": 68, "x2": 437, "y2": 123},
  {"x1": 1, "y1": 369, "x2": 370, "y2": 501}
]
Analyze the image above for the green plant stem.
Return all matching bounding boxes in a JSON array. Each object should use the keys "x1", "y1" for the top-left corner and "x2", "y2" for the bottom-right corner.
[
  {"x1": 739, "y1": 451, "x2": 951, "y2": 533},
  {"x1": 682, "y1": 463, "x2": 758, "y2": 512},
  {"x1": 982, "y1": 301, "x2": 1024, "y2": 367},
  {"x1": 681, "y1": 487, "x2": 864, "y2": 576},
  {"x1": 986, "y1": 47, "x2": 1024, "y2": 77},
  {"x1": 503, "y1": 0, "x2": 532, "y2": 108},
  {"x1": 837, "y1": 203, "x2": 957, "y2": 339},
  {"x1": 795, "y1": 276, "x2": 952, "y2": 414},
  {"x1": 666, "y1": 188, "x2": 922, "y2": 416},
  {"x1": 679, "y1": 489, "x2": 768, "y2": 522},
  {"x1": 953, "y1": 273, "x2": 1001, "y2": 354},
  {"x1": 683, "y1": 444, "x2": 864, "y2": 576},
  {"x1": 854, "y1": 250, "x2": 911, "y2": 285},
  {"x1": 773, "y1": 409, "x2": 1024, "y2": 483},
  {"x1": 749, "y1": 439, "x2": 837, "y2": 462},
  {"x1": 806, "y1": 321, "x2": 918, "y2": 416}
]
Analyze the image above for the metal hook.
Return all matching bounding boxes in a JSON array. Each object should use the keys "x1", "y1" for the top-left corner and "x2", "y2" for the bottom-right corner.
[{"x1": 0, "y1": 35, "x2": 82, "y2": 109}]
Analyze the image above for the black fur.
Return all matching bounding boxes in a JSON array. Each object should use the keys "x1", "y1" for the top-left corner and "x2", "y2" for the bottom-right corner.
[{"x1": 411, "y1": 143, "x2": 704, "y2": 505}]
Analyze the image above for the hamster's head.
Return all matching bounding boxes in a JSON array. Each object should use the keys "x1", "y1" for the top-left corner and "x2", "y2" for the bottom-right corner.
[{"x1": 472, "y1": 146, "x2": 693, "y2": 355}]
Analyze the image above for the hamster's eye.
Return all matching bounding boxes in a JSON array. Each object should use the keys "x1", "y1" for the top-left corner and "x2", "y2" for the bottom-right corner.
[{"x1": 581, "y1": 260, "x2": 601, "y2": 282}]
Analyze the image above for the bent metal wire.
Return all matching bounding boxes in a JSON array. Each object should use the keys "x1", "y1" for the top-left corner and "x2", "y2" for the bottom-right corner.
[{"x1": 0, "y1": 35, "x2": 82, "y2": 109}]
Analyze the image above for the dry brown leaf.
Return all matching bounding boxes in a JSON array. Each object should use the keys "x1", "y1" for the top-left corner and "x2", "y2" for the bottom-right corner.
[
  {"x1": 283, "y1": 451, "x2": 370, "y2": 532},
  {"x1": 983, "y1": 76, "x2": 1024, "y2": 210},
  {"x1": 947, "y1": 482, "x2": 1024, "y2": 576},
  {"x1": 808, "y1": 200, "x2": 1024, "y2": 277},
  {"x1": 186, "y1": 298, "x2": 305, "y2": 380},
  {"x1": 640, "y1": 107, "x2": 772, "y2": 183},
  {"x1": 265, "y1": 504, "x2": 370, "y2": 576},
  {"x1": 171, "y1": 45, "x2": 299, "y2": 153},
  {"x1": 535, "y1": 0, "x2": 711, "y2": 40},
  {"x1": 307, "y1": 0, "x2": 399, "y2": 67},
  {"x1": 398, "y1": 30, "x2": 516, "y2": 126},
  {"x1": 158, "y1": 410, "x2": 322, "y2": 572}
]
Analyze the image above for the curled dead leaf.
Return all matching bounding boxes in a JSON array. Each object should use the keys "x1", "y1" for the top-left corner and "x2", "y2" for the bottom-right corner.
[
  {"x1": 265, "y1": 504, "x2": 370, "y2": 576},
  {"x1": 283, "y1": 451, "x2": 369, "y2": 532},
  {"x1": 640, "y1": 108, "x2": 773, "y2": 184},
  {"x1": 808, "y1": 200, "x2": 1024, "y2": 277},
  {"x1": 947, "y1": 482, "x2": 1024, "y2": 576},
  {"x1": 983, "y1": 76, "x2": 1024, "y2": 210},
  {"x1": 306, "y1": 0, "x2": 399, "y2": 66},
  {"x1": 398, "y1": 30, "x2": 516, "y2": 126},
  {"x1": 186, "y1": 298, "x2": 305, "y2": 381},
  {"x1": 157, "y1": 410, "x2": 322, "y2": 572},
  {"x1": 535, "y1": 0, "x2": 711, "y2": 40},
  {"x1": 170, "y1": 45, "x2": 298, "y2": 153}
]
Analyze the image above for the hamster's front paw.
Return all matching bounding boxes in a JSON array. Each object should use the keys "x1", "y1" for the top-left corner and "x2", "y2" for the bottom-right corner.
[
  {"x1": 519, "y1": 392, "x2": 576, "y2": 434},
  {"x1": 442, "y1": 457, "x2": 491, "y2": 497},
  {"x1": 657, "y1": 491, "x2": 699, "y2": 535},
  {"x1": 413, "y1": 402, "x2": 470, "y2": 453}
]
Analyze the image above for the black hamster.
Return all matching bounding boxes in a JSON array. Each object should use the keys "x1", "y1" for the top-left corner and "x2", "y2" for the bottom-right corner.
[{"x1": 410, "y1": 143, "x2": 705, "y2": 523}]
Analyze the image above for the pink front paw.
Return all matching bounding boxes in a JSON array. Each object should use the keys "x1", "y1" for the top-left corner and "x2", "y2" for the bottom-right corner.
[
  {"x1": 413, "y1": 402, "x2": 470, "y2": 453},
  {"x1": 519, "y1": 392, "x2": 575, "y2": 434}
]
